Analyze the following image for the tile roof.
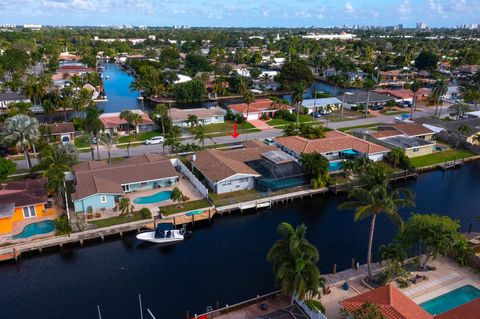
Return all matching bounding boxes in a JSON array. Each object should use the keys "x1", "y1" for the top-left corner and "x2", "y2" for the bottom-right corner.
[
  {"x1": 378, "y1": 123, "x2": 435, "y2": 137},
  {"x1": 72, "y1": 154, "x2": 177, "y2": 200},
  {"x1": 0, "y1": 92, "x2": 29, "y2": 102},
  {"x1": 99, "y1": 110, "x2": 154, "y2": 129},
  {"x1": 340, "y1": 284, "x2": 433, "y2": 319},
  {"x1": 435, "y1": 298, "x2": 480, "y2": 319},
  {"x1": 339, "y1": 92, "x2": 393, "y2": 104},
  {"x1": 275, "y1": 130, "x2": 389, "y2": 155},
  {"x1": 192, "y1": 142, "x2": 277, "y2": 182},
  {"x1": 371, "y1": 130, "x2": 404, "y2": 139},
  {"x1": 374, "y1": 89, "x2": 414, "y2": 100},
  {"x1": 46, "y1": 122, "x2": 75, "y2": 135},
  {"x1": 228, "y1": 99, "x2": 291, "y2": 115},
  {"x1": 0, "y1": 179, "x2": 49, "y2": 217},
  {"x1": 170, "y1": 107, "x2": 226, "y2": 122}
]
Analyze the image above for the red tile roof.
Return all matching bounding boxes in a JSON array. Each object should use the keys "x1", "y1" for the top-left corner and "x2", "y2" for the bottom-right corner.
[
  {"x1": 99, "y1": 111, "x2": 154, "y2": 129},
  {"x1": 228, "y1": 99, "x2": 291, "y2": 115},
  {"x1": 340, "y1": 285, "x2": 433, "y2": 319},
  {"x1": 275, "y1": 130, "x2": 389, "y2": 155},
  {"x1": 435, "y1": 298, "x2": 480, "y2": 319},
  {"x1": 374, "y1": 89, "x2": 414, "y2": 100},
  {"x1": 0, "y1": 179, "x2": 49, "y2": 213},
  {"x1": 378, "y1": 123, "x2": 434, "y2": 137}
]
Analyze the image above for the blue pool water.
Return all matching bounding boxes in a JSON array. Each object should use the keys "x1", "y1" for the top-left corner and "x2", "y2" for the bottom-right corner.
[
  {"x1": 13, "y1": 220, "x2": 56, "y2": 239},
  {"x1": 420, "y1": 285, "x2": 480, "y2": 315},
  {"x1": 133, "y1": 191, "x2": 172, "y2": 204},
  {"x1": 329, "y1": 161, "x2": 343, "y2": 172}
]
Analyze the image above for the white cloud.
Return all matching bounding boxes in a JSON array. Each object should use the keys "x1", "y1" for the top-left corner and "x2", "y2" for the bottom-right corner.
[
  {"x1": 398, "y1": 0, "x2": 411, "y2": 14},
  {"x1": 345, "y1": 1, "x2": 354, "y2": 13},
  {"x1": 427, "y1": 0, "x2": 443, "y2": 14}
]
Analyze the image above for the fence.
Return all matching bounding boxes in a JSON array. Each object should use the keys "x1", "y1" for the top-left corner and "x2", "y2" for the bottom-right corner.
[
  {"x1": 294, "y1": 297, "x2": 329, "y2": 319},
  {"x1": 170, "y1": 158, "x2": 209, "y2": 199}
]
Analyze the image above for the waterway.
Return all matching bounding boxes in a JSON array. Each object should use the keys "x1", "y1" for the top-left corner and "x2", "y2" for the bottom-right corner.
[
  {"x1": 99, "y1": 63, "x2": 142, "y2": 113},
  {"x1": 0, "y1": 163, "x2": 479, "y2": 319}
]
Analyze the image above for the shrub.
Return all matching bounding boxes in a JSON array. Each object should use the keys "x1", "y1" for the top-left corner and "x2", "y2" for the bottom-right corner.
[
  {"x1": 139, "y1": 208, "x2": 152, "y2": 219},
  {"x1": 260, "y1": 113, "x2": 269, "y2": 120},
  {"x1": 274, "y1": 109, "x2": 296, "y2": 122},
  {"x1": 235, "y1": 114, "x2": 245, "y2": 124},
  {"x1": 54, "y1": 215, "x2": 72, "y2": 235},
  {"x1": 0, "y1": 158, "x2": 16, "y2": 179},
  {"x1": 225, "y1": 109, "x2": 236, "y2": 121}
]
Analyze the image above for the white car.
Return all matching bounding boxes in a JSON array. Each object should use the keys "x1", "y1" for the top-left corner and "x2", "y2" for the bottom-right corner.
[{"x1": 145, "y1": 136, "x2": 165, "y2": 145}]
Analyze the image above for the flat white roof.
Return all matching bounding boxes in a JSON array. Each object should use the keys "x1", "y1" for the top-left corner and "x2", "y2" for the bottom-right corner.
[{"x1": 302, "y1": 97, "x2": 343, "y2": 109}]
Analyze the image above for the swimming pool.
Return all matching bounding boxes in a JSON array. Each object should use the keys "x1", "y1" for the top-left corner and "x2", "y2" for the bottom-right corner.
[
  {"x1": 133, "y1": 191, "x2": 172, "y2": 204},
  {"x1": 13, "y1": 220, "x2": 56, "y2": 239},
  {"x1": 329, "y1": 161, "x2": 343, "y2": 172},
  {"x1": 420, "y1": 285, "x2": 480, "y2": 315},
  {"x1": 185, "y1": 210, "x2": 204, "y2": 216}
]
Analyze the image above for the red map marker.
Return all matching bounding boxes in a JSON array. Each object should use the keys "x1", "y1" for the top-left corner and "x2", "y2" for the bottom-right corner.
[{"x1": 230, "y1": 122, "x2": 240, "y2": 138}]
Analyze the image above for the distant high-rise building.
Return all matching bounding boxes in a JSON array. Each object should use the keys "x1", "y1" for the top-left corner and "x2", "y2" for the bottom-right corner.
[
  {"x1": 23, "y1": 24, "x2": 42, "y2": 30},
  {"x1": 416, "y1": 22, "x2": 427, "y2": 30}
]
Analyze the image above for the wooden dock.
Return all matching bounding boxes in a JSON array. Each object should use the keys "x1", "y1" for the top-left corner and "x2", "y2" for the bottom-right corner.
[
  {"x1": 0, "y1": 219, "x2": 153, "y2": 262},
  {"x1": 324, "y1": 261, "x2": 385, "y2": 287},
  {"x1": 158, "y1": 209, "x2": 216, "y2": 226},
  {"x1": 437, "y1": 159, "x2": 464, "y2": 170}
]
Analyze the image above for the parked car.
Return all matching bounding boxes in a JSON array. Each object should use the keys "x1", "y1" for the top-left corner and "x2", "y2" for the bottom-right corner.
[
  {"x1": 311, "y1": 112, "x2": 322, "y2": 118},
  {"x1": 61, "y1": 136, "x2": 71, "y2": 145},
  {"x1": 370, "y1": 104, "x2": 384, "y2": 111},
  {"x1": 397, "y1": 101, "x2": 412, "y2": 108},
  {"x1": 145, "y1": 136, "x2": 165, "y2": 145},
  {"x1": 91, "y1": 136, "x2": 98, "y2": 144},
  {"x1": 263, "y1": 137, "x2": 274, "y2": 145},
  {"x1": 319, "y1": 108, "x2": 332, "y2": 115}
]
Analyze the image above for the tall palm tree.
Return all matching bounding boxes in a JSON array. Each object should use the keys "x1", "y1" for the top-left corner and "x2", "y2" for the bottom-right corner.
[
  {"x1": 410, "y1": 80, "x2": 423, "y2": 118},
  {"x1": 291, "y1": 82, "x2": 305, "y2": 130},
  {"x1": 267, "y1": 222, "x2": 321, "y2": 304},
  {"x1": 338, "y1": 166, "x2": 415, "y2": 279},
  {"x1": 118, "y1": 197, "x2": 132, "y2": 216},
  {"x1": 99, "y1": 133, "x2": 117, "y2": 164},
  {"x1": 193, "y1": 125, "x2": 213, "y2": 149},
  {"x1": 363, "y1": 77, "x2": 376, "y2": 119},
  {"x1": 449, "y1": 102, "x2": 471, "y2": 120},
  {"x1": 84, "y1": 105, "x2": 104, "y2": 160},
  {"x1": 432, "y1": 79, "x2": 449, "y2": 117},
  {"x1": 3, "y1": 115, "x2": 39, "y2": 170},
  {"x1": 243, "y1": 90, "x2": 256, "y2": 141},
  {"x1": 152, "y1": 104, "x2": 168, "y2": 135}
]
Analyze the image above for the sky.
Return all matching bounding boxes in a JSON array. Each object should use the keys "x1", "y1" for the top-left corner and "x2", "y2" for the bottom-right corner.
[{"x1": 1, "y1": 0, "x2": 480, "y2": 28}]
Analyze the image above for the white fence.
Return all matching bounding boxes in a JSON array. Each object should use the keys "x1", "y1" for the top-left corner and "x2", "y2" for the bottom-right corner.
[
  {"x1": 171, "y1": 158, "x2": 209, "y2": 199},
  {"x1": 294, "y1": 297, "x2": 328, "y2": 319}
]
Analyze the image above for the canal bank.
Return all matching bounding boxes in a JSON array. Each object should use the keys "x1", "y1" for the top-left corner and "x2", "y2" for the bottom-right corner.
[{"x1": 0, "y1": 162, "x2": 478, "y2": 318}]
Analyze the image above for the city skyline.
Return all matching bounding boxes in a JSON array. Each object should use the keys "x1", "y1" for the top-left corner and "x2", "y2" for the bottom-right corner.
[{"x1": 0, "y1": 0, "x2": 479, "y2": 28}]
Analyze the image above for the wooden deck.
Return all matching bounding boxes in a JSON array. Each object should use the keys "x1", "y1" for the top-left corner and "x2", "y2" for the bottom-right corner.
[
  {"x1": 437, "y1": 159, "x2": 464, "y2": 170},
  {"x1": 324, "y1": 261, "x2": 385, "y2": 287}
]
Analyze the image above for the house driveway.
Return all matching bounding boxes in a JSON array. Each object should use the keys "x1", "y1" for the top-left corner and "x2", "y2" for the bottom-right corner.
[{"x1": 248, "y1": 119, "x2": 273, "y2": 130}]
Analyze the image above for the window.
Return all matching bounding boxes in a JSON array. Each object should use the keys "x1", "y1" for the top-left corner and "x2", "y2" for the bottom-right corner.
[
  {"x1": 100, "y1": 195, "x2": 107, "y2": 203},
  {"x1": 22, "y1": 206, "x2": 36, "y2": 218},
  {"x1": 413, "y1": 148, "x2": 420, "y2": 152}
]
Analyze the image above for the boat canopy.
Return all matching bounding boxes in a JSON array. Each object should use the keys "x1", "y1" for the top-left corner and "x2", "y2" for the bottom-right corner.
[{"x1": 155, "y1": 223, "x2": 174, "y2": 238}]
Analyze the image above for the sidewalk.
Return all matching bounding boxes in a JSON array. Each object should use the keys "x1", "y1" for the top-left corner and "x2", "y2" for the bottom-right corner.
[{"x1": 248, "y1": 119, "x2": 274, "y2": 130}]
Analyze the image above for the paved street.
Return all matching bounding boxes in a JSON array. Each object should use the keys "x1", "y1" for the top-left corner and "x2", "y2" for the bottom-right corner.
[{"x1": 13, "y1": 106, "x2": 440, "y2": 170}]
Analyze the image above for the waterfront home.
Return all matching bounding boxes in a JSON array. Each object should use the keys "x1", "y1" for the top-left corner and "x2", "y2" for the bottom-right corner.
[
  {"x1": 340, "y1": 284, "x2": 433, "y2": 319},
  {"x1": 415, "y1": 117, "x2": 480, "y2": 145},
  {"x1": 191, "y1": 141, "x2": 305, "y2": 194},
  {"x1": 379, "y1": 70, "x2": 410, "y2": 87},
  {"x1": 377, "y1": 123, "x2": 435, "y2": 141},
  {"x1": 338, "y1": 92, "x2": 392, "y2": 110},
  {"x1": 301, "y1": 97, "x2": 343, "y2": 114},
  {"x1": 0, "y1": 92, "x2": 30, "y2": 111},
  {"x1": 228, "y1": 99, "x2": 291, "y2": 121},
  {"x1": 324, "y1": 67, "x2": 367, "y2": 81},
  {"x1": 0, "y1": 179, "x2": 55, "y2": 235},
  {"x1": 45, "y1": 122, "x2": 75, "y2": 144},
  {"x1": 169, "y1": 107, "x2": 226, "y2": 127},
  {"x1": 99, "y1": 110, "x2": 157, "y2": 136},
  {"x1": 374, "y1": 88, "x2": 432, "y2": 103},
  {"x1": 275, "y1": 130, "x2": 390, "y2": 163},
  {"x1": 72, "y1": 154, "x2": 178, "y2": 213}
]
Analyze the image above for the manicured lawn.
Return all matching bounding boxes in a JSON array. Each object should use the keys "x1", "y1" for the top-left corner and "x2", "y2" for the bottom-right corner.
[
  {"x1": 74, "y1": 135, "x2": 91, "y2": 148},
  {"x1": 267, "y1": 114, "x2": 312, "y2": 127},
  {"x1": 116, "y1": 143, "x2": 143, "y2": 149},
  {"x1": 160, "y1": 199, "x2": 212, "y2": 215},
  {"x1": 90, "y1": 211, "x2": 145, "y2": 228},
  {"x1": 209, "y1": 189, "x2": 262, "y2": 207},
  {"x1": 118, "y1": 131, "x2": 163, "y2": 143},
  {"x1": 338, "y1": 123, "x2": 388, "y2": 132},
  {"x1": 410, "y1": 149, "x2": 476, "y2": 168},
  {"x1": 188, "y1": 121, "x2": 256, "y2": 135}
]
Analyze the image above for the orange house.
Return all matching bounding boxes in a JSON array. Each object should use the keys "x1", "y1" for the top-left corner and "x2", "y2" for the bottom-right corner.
[{"x1": 0, "y1": 179, "x2": 55, "y2": 235}]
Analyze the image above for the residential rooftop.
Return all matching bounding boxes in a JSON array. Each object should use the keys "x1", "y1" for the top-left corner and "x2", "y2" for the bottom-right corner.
[{"x1": 381, "y1": 135, "x2": 435, "y2": 148}]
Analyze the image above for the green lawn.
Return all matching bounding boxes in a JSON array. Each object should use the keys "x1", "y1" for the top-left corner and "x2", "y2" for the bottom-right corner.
[
  {"x1": 188, "y1": 121, "x2": 256, "y2": 135},
  {"x1": 116, "y1": 143, "x2": 143, "y2": 149},
  {"x1": 410, "y1": 149, "x2": 476, "y2": 168},
  {"x1": 209, "y1": 189, "x2": 262, "y2": 207},
  {"x1": 118, "y1": 131, "x2": 163, "y2": 144},
  {"x1": 160, "y1": 199, "x2": 212, "y2": 215},
  {"x1": 90, "y1": 211, "x2": 145, "y2": 228},
  {"x1": 267, "y1": 114, "x2": 312, "y2": 127},
  {"x1": 338, "y1": 123, "x2": 388, "y2": 132},
  {"x1": 74, "y1": 135, "x2": 91, "y2": 148}
]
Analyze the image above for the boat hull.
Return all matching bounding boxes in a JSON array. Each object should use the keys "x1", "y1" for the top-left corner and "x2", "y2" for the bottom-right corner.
[{"x1": 136, "y1": 231, "x2": 184, "y2": 246}]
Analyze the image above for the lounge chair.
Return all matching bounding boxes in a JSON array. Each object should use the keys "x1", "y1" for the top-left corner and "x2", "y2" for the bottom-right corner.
[{"x1": 410, "y1": 274, "x2": 427, "y2": 284}]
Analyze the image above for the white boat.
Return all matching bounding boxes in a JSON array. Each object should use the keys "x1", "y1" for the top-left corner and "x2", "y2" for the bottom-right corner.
[
  {"x1": 105, "y1": 75, "x2": 110, "y2": 80},
  {"x1": 136, "y1": 223, "x2": 187, "y2": 245}
]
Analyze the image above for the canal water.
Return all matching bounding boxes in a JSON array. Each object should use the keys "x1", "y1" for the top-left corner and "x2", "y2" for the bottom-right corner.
[
  {"x1": 99, "y1": 63, "x2": 142, "y2": 113},
  {"x1": 0, "y1": 163, "x2": 479, "y2": 319}
]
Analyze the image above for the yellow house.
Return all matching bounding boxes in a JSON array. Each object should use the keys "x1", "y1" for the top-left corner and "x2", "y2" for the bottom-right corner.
[{"x1": 0, "y1": 179, "x2": 55, "y2": 235}]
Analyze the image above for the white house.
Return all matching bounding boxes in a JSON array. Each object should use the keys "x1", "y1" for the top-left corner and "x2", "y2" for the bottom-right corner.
[
  {"x1": 0, "y1": 92, "x2": 30, "y2": 111},
  {"x1": 169, "y1": 107, "x2": 226, "y2": 127},
  {"x1": 301, "y1": 97, "x2": 343, "y2": 114}
]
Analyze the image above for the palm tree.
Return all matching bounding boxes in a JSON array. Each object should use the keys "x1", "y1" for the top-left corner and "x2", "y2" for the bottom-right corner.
[
  {"x1": 3, "y1": 115, "x2": 39, "y2": 170},
  {"x1": 193, "y1": 125, "x2": 213, "y2": 149},
  {"x1": 363, "y1": 77, "x2": 376, "y2": 119},
  {"x1": 187, "y1": 114, "x2": 199, "y2": 128},
  {"x1": 338, "y1": 166, "x2": 415, "y2": 279},
  {"x1": 118, "y1": 197, "x2": 132, "y2": 216},
  {"x1": 448, "y1": 102, "x2": 471, "y2": 120},
  {"x1": 152, "y1": 104, "x2": 169, "y2": 135},
  {"x1": 99, "y1": 133, "x2": 117, "y2": 164},
  {"x1": 166, "y1": 126, "x2": 182, "y2": 155},
  {"x1": 243, "y1": 90, "x2": 256, "y2": 141},
  {"x1": 410, "y1": 80, "x2": 423, "y2": 118},
  {"x1": 119, "y1": 110, "x2": 134, "y2": 135},
  {"x1": 432, "y1": 79, "x2": 448, "y2": 117},
  {"x1": 267, "y1": 222, "x2": 321, "y2": 304},
  {"x1": 130, "y1": 113, "x2": 143, "y2": 135},
  {"x1": 456, "y1": 124, "x2": 473, "y2": 149},
  {"x1": 170, "y1": 187, "x2": 184, "y2": 203},
  {"x1": 83, "y1": 105, "x2": 104, "y2": 160},
  {"x1": 291, "y1": 82, "x2": 305, "y2": 130},
  {"x1": 387, "y1": 147, "x2": 405, "y2": 169}
]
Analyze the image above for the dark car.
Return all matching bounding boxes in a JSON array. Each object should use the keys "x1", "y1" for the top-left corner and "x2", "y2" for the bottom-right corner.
[
  {"x1": 370, "y1": 104, "x2": 384, "y2": 111},
  {"x1": 0, "y1": 145, "x2": 9, "y2": 157}
]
